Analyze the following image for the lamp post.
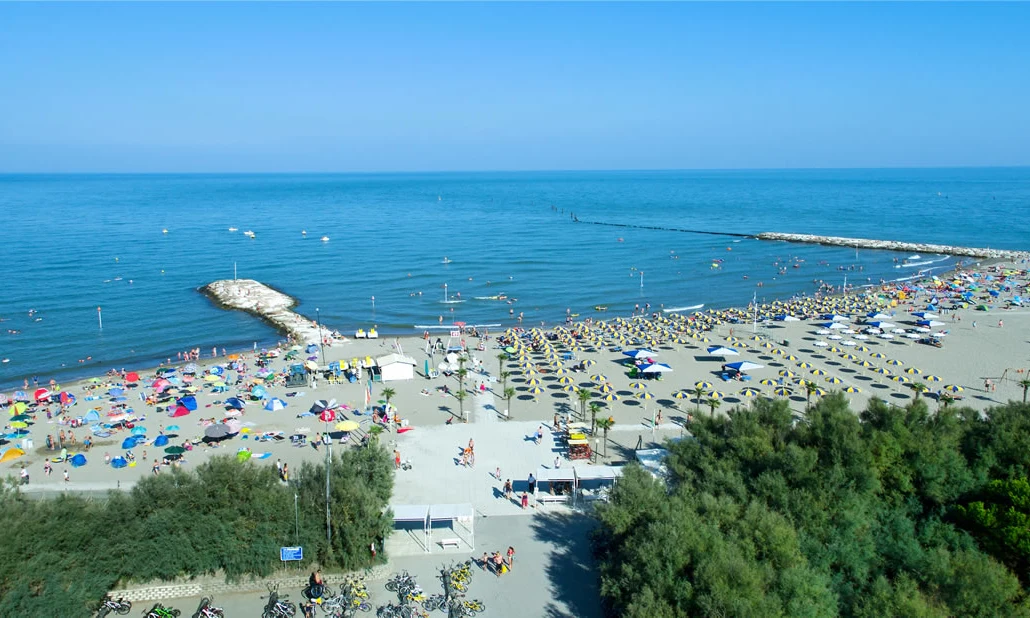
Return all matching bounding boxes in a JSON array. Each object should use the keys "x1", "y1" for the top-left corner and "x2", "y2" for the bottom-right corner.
[{"x1": 315, "y1": 307, "x2": 326, "y2": 366}]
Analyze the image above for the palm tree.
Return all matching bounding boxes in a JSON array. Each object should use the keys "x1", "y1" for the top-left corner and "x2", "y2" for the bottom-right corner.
[
  {"x1": 804, "y1": 380, "x2": 818, "y2": 410},
  {"x1": 1019, "y1": 378, "x2": 1030, "y2": 403},
  {"x1": 454, "y1": 390, "x2": 468, "y2": 423},
  {"x1": 381, "y1": 387, "x2": 396, "y2": 411},
  {"x1": 910, "y1": 382, "x2": 928, "y2": 399},
  {"x1": 693, "y1": 385, "x2": 705, "y2": 414},
  {"x1": 500, "y1": 371, "x2": 511, "y2": 392},
  {"x1": 589, "y1": 402, "x2": 602, "y2": 435},
  {"x1": 503, "y1": 387, "x2": 516, "y2": 421},
  {"x1": 940, "y1": 392, "x2": 956, "y2": 409},
  {"x1": 577, "y1": 388, "x2": 592, "y2": 421},
  {"x1": 707, "y1": 396, "x2": 721, "y2": 417},
  {"x1": 497, "y1": 353, "x2": 509, "y2": 377},
  {"x1": 456, "y1": 367, "x2": 468, "y2": 394},
  {"x1": 595, "y1": 416, "x2": 615, "y2": 458},
  {"x1": 367, "y1": 424, "x2": 384, "y2": 447}
]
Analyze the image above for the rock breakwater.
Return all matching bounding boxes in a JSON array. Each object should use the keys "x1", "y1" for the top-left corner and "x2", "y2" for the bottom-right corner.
[
  {"x1": 757, "y1": 233, "x2": 1029, "y2": 260},
  {"x1": 200, "y1": 279, "x2": 325, "y2": 344}
]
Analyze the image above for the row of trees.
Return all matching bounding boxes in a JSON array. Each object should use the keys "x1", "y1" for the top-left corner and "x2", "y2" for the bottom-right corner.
[
  {"x1": 0, "y1": 446, "x2": 394, "y2": 616},
  {"x1": 594, "y1": 394, "x2": 1030, "y2": 617}
]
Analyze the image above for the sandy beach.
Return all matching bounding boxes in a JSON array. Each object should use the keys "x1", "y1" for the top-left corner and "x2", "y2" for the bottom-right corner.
[{"x1": 4, "y1": 259, "x2": 1029, "y2": 498}]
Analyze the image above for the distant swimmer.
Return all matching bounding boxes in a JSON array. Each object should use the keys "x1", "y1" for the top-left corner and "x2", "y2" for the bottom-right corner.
[{"x1": 617, "y1": 238, "x2": 624, "y2": 242}]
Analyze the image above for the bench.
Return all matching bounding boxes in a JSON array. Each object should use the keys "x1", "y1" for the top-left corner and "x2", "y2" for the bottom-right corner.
[
  {"x1": 535, "y1": 494, "x2": 570, "y2": 505},
  {"x1": 438, "y1": 538, "x2": 461, "y2": 549}
]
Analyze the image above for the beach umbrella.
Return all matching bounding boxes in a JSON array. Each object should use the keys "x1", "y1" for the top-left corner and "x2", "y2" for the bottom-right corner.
[
  {"x1": 640, "y1": 363, "x2": 673, "y2": 373},
  {"x1": 33, "y1": 388, "x2": 51, "y2": 402},
  {"x1": 598, "y1": 384, "x2": 614, "y2": 394},
  {"x1": 708, "y1": 391, "x2": 726, "y2": 399},
  {"x1": 623, "y1": 349, "x2": 658, "y2": 360},
  {"x1": 336, "y1": 420, "x2": 360, "y2": 432},
  {"x1": 526, "y1": 378, "x2": 542, "y2": 386},
  {"x1": 8, "y1": 402, "x2": 28, "y2": 415},
  {"x1": 892, "y1": 375, "x2": 911, "y2": 384},
  {"x1": 825, "y1": 377, "x2": 843, "y2": 384},
  {"x1": 204, "y1": 424, "x2": 232, "y2": 439},
  {"x1": 739, "y1": 388, "x2": 760, "y2": 397},
  {"x1": 153, "y1": 434, "x2": 170, "y2": 447},
  {"x1": 779, "y1": 370, "x2": 797, "y2": 378},
  {"x1": 581, "y1": 359, "x2": 596, "y2": 368},
  {"x1": 9, "y1": 421, "x2": 27, "y2": 429},
  {"x1": 131, "y1": 426, "x2": 147, "y2": 436},
  {"x1": 12, "y1": 391, "x2": 29, "y2": 402},
  {"x1": 636, "y1": 391, "x2": 655, "y2": 400},
  {"x1": 886, "y1": 359, "x2": 904, "y2": 366},
  {"x1": 528, "y1": 386, "x2": 545, "y2": 395},
  {"x1": 783, "y1": 354, "x2": 799, "y2": 361},
  {"x1": 152, "y1": 378, "x2": 171, "y2": 391},
  {"x1": 628, "y1": 382, "x2": 647, "y2": 390},
  {"x1": 9, "y1": 414, "x2": 31, "y2": 422},
  {"x1": 165, "y1": 446, "x2": 186, "y2": 455},
  {"x1": 125, "y1": 371, "x2": 140, "y2": 383},
  {"x1": 925, "y1": 375, "x2": 942, "y2": 382},
  {"x1": 557, "y1": 376, "x2": 574, "y2": 385},
  {"x1": 842, "y1": 385, "x2": 862, "y2": 393},
  {"x1": 706, "y1": 346, "x2": 740, "y2": 356},
  {"x1": 590, "y1": 374, "x2": 608, "y2": 383},
  {"x1": 942, "y1": 385, "x2": 964, "y2": 393},
  {"x1": 264, "y1": 398, "x2": 287, "y2": 411},
  {"x1": 812, "y1": 341, "x2": 828, "y2": 348},
  {"x1": 773, "y1": 387, "x2": 792, "y2": 396},
  {"x1": 811, "y1": 387, "x2": 827, "y2": 396},
  {"x1": 725, "y1": 361, "x2": 764, "y2": 372},
  {"x1": 810, "y1": 368, "x2": 828, "y2": 376},
  {"x1": 107, "y1": 387, "x2": 125, "y2": 397},
  {"x1": 561, "y1": 385, "x2": 577, "y2": 392},
  {"x1": 182, "y1": 363, "x2": 198, "y2": 374},
  {"x1": 870, "y1": 352, "x2": 886, "y2": 359},
  {"x1": 695, "y1": 381, "x2": 713, "y2": 389},
  {"x1": 759, "y1": 379, "x2": 777, "y2": 386},
  {"x1": 601, "y1": 393, "x2": 620, "y2": 402},
  {"x1": 904, "y1": 367, "x2": 923, "y2": 375},
  {"x1": 203, "y1": 374, "x2": 220, "y2": 382},
  {"x1": 251, "y1": 385, "x2": 267, "y2": 399},
  {"x1": 673, "y1": 391, "x2": 690, "y2": 399}
]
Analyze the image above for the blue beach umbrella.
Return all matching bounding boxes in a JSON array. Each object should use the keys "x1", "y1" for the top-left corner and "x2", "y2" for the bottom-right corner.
[
  {"x1": 121, "y1": 436, "x2": 140, "y2": 449},
  {"x1": 251, "y1": 385, "x2": 267, "y2": 399},
  {"x1": 111, "y1": 457, "x2": 128, "y2": 469},
  {"x1": 131, "y1": 426, "x2": 147, "y2": 436},
  {"x1": 154, "y1": 434, "x2": 170, "y2": 447},
  {"x1": 108, "y1": 388, "x2": 125, "y2": 397},
  {"x1": 70, "y1": 453, "x2": 87, "y2": 468}
]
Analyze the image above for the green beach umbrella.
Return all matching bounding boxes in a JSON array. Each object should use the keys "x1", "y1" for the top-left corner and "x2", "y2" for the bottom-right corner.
[{"x1": 165, "y1": 446, "x2": 186, "y2": 455}]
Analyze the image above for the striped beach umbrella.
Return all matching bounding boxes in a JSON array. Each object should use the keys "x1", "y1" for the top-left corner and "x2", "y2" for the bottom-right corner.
[
  {"x1": 597, "y1": 384, "x2": 614, "y2": 394},
  {"x1": 942, "y1": 384, "x2": 964, "y2": 393},
  {"x1": 856, "y1": 345, "x2": 871, "y2": 352},
  {"x1": 779, "y1": 370, "x2": 797, "y2": 377},
  {"x1": 773, "y1": 387, "x2": 792, "y2": 396},
  {"x1": 526, "y1": 378, "x2": 542, "y2": 386},
  {"x1": 797, "y1": 362, "x2": 813, "y2": 369},
  {"x1": 874, "y1": 368, "x2": 893, "y2": 376},
  {"x1": 842, "y1": 386, "x2": 862, "y2": 393},
  {"x1": 783, "y1": 354, "x2": 799, "y2": 361},
  {"x1": 628, "y1": 382, "x2": 647, "y2": 390},
  {"x1": 582, "y1": 359, "x2": 597, "y2": 368},
  {"x1": 759, "y1": 342, "x2": 774, "y2": 348},
  {"x1": 725, "y1": 336, "x2": 739, "y2": 342},
  {"x1": 892, "y1": 375, "x2": 911, "y2": 384},
  {"x1": 528, "y1": 386, "x2": 545, "y2": 395},
  {"x1": 602, "y1": 393, "x2": 620, "y2": 402},
  {"x1": 590, "y1": 374, "x2": 608, "y2": 383},
  {"x1": 557, "y1": 376, "x2": 574, "y2": 385},
  {"x1": 759, "y1": 379, "x2": 777, "y2": 386},
  {"x1": 552, "y1": 367, "x2": 569, "y2": 375},
  {"x1": 811, "y1": 387, "x2": 828, "y2": 396},
  {"x1": 925, "y1": 375, "x2": 942, "y2": 382},
  {"x1": 750, "y1": 335, "x2": 763, "y2": 341},
  {"x1": 825, "y1": 376, "x2": 843, "y2": 384},
  {"x1": 810, "y1": 368, "x2": 828, "y2": 376},
  {"x1": 904, "y1": 367, "x2": 922, "y2": 375},
  {"x1": 561, "y1": 385, "x2": 577, "y2": 392},
  {"x1": 856, "y1": 360, "x2": 874, "y2": 368},
  {"x1": 886, "y1": 359, "x2": 904, "y2": 366},
  {"x1": 739, "y1": 387, "x2": 761, "y2": 398},
  {"x1": 636, "y1": 391, "x2": 655, "y2": 400},
  {"x1": 870, "y1": 352, "x2": 886, "y2": 359},
  {"x1": 708, "y1": 391, "x2": 726, "y2": 400},
  {"x1": 842, "y1": 354, "x2": 859, "y2": 361},
  {"x1": 695, "y1": 381, "x2": 713, "y2": 389},
  {"x1": 673, "y1": 390, "x2": 690, "y2": 399}
]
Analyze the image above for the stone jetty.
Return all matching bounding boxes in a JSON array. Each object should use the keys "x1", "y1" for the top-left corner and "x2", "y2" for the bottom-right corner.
[
  {"x1": 757, "y1": 233, "x2": 1030, "y2": 260},
  {"x1": 201, "y1": 279, "x2": 325, "y2": 344}
]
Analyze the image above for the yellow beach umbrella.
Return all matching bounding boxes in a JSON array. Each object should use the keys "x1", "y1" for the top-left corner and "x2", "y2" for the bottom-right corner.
[
  {"x1": 602, "y1": 393, "x2": 620, "y2": 402},
  {"x1": 870, "y1": 352, "x2": 886, "y2": 359},
  {"x1": 925, "y1": 375, "x2": 942, "y2": 382},
  {"x1": 739, "y1": 388, "x2": 760, "y2": 397},
  {"x1": 943, "y1": 384, "x2": 964, "y2": 393},
  {"x1": 759, "y1": 379, "x2": 777, "y2": 386},
  {"x1": 590, "y1": 374, "x2": 608, "y2": 383},
  {"x1": 904, "y1": 367, "x2": 922, "y2": 375},
  {"x1": 695, "y1": 381, "x2": 713, "y2": 389},
  {"x1": 526, "y1": 378, "x2": 542, "y2": 386},
  {"x1": 673, "y1": 391, "x2": 690, "y2": 399},
  {"x1": 825, "y1": 376, "x2": 843, "y2": 384},
  {"x1": 886, "y1": 359, "x2": 904, "y2": 366},
  {"x1": 557, "y1": 376, "x2": 574, "y2": 385},
  {"x1": 797, "y1": 362, "x2": 813, "y2": 369},
  {"x1": 708, "y1": 391, "x2": 726, "y2": 399},
  {"x1": 773, "y1": 387, "x2": 792, "y2": 396},
  {"x1": 779, "y1": 370, "x2": 797, "y2": 377},
  {"x1": 528, "y1": 386, "x2": 545, "y2": 395},
  {"x1": 637, "y1": 391, "x2": 655, "y2": 400},
  {"x1": 561, "y1": 385, "x2": 577, "y2": 393},
  {"x1": 628, "y1": 382, "x2": 647, "y2": 390},
  {"x1": 203, "y1": 374, "x2": 220, "y2": 382},
  {"x1": 892, "y1": 375, "x2": 911, "y2": 384},
  {"x1": 842, "y1": 386, "x2": 861, "y2": 393}
]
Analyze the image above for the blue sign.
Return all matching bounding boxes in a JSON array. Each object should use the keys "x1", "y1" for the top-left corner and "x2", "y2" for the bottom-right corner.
[{"x1": 280, "y1": 546, "x2": 303, "y2": 562}]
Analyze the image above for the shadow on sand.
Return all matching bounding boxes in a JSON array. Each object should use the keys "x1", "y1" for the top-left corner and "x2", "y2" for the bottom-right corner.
[{"x1": 530, "y1": 511, "x2": 603, "y2": 618}]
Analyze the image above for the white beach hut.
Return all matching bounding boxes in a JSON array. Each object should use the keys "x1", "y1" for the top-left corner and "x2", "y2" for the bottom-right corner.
[{"x1": 376, "y1": 353, "x2": 417, "y2": 382}]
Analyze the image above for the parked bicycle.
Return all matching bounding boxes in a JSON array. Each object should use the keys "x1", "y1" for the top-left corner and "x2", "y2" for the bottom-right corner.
[
  {"x1": 191, "y1": 596, "x2": 225, "y2": 618},
  {"x1": 376, "y1": 602, "x2": 427, "y2": 618},
  {"x1": 262, "y1": 582, "x2": 298, "y2": 618},
  {"x1": 95, "y1": 595, "x2": 132, "y2": 617},
  {"x1": 142, "y1": 603, "x2": 181, "y2": 618},
  {"x1": 445, "y1": 597, "x2": 485, "y2": 618}
]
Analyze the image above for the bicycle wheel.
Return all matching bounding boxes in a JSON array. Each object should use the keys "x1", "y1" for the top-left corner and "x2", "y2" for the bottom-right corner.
[
  {"x1": 285, "y1": 602, "x2": 298, "y2": 617},
  {"x1": 384, "y1": 580, "x2": 399, "y2": 592},
  {"x1": 95, "y1": 606, "x2": 111, "y2": 618},
  {"x1": 116, "y1": 601, "x2": 132, "y2": 616},
  {"x1": 358, "y1": 600, "x2": 373, "y2": 613}
]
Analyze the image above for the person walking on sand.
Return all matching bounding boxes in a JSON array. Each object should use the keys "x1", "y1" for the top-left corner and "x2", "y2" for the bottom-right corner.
[
  {"x1": 521, "y1": 492, "x2": 529, "y2": 509},
  {"x1": 506, "y1": 546, "x2": 515, "y2": 570},
  {"x1": 44, "y1": 460, "x2": 52, "y2": 477},
  {"x1": 394, "y1": 449, "x2": 401, "y2": 470},
  {"x1": 504, "y1": 479, "x2": 513, "y2": 501},
  {"x1": 535, "y1": 426, "x2": 544, "y2": 445},
  {"x1": 63, "y1": 469, "x2": 69, "y2": 483}
]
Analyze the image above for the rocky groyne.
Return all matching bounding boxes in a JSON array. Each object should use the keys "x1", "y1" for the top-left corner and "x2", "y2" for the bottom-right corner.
[
  {"x1": 200, "y1": 279, "x2": 325, "y2": 344},
  {"x1": 757, "y1": 233, "x2": 1030, "y2": 260}
]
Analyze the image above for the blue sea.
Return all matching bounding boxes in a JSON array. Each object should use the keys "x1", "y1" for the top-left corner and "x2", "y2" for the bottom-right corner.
[{"x1": 1, "y1": 168, "x2": 1028, "y2": 389}]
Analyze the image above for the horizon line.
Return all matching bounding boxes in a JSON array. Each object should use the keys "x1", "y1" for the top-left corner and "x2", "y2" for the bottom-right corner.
[{"x1": 2, "y1": 164, "x2": 1029, "y2": 176}]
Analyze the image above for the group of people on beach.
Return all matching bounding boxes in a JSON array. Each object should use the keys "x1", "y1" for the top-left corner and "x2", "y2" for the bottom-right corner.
[{"x1": 481, "y1": 546, "x2": 516, "y2": 576}]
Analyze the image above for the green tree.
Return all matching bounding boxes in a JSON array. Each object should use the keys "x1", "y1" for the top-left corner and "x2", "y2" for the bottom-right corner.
[
  {"x1": 367, "y1": 424, "x2": 384, "y2": 446},
  {"x1": 589, "y1": 401, "x2": 602, "y2": 435},
  {"x1": 456, "y1": 367, "x2": 468, "y2": 394},
  {"x1": 503, "y1": 387, "x2": 516, "y2": 421},
  {"x1": 1019, "y1": 378, "x2": 1030, "y2": 404},
  {"x1": 500, "y1": 370, "x2": 511, "y2": 392},
  {"x1": 693, "y1": 385, "x2": 705, "y2": 414},
  {"x1": 596, "y1": 416, "x2": 615, "y2": 458},
  {"x1": 454, "y1": 389, "x2": 468, "y2": 423},
  {"x1": 577, "y1": 388, "x2": 592, "y2": 421},
  {"x1": 707, "y1": 396, "x2": 721, "y2": 417},
  {"x1": 955, "y1": 477, "x2": 1030, "y2": 581},
  {"x1": 381, "y1": 386, "x2": 396, "y2": 411},
  {"x1": 909, "y1": 382, "x2": 928, "y2": 399},
  {"x1": 804, "y1": 380, "x2": 818, "y2": 410},
  {"x1": 497, "y1": 352, "x2": 508, "y2": 377}
]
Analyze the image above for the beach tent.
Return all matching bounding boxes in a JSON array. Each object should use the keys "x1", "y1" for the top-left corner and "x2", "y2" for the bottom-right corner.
[
  {"x1": 169, "y1": 405, "x2": 190, "y2": 418},
  {"x1": 83, "y1": 409, "x2": 100, "y2": 422},
  {"x1": 176, "y1": 396, "x2": 198, "y2": 411},
  {"x1": 121, "y1": 436, "x2": 141, "y2": 449},
  {"x1": 264, "y1": 398, "x2": 287, "y2": 412},
  {"x1": 225, "y1": 397, "x2": 246, "y2": 410},
  {"x1": 154, "y1": 434, "x2": 169, "y2": 447},
  {"x1": 111, "y1": 456, "x2": 128, "y2": 469},
  {"x1": 0, "y1": 446, "x2": 25, "y2": 463},
  {"x1": 376, "y1": 354, "x2": 417, "y2": 382},
  {"x1": 60, "y1": 391, "x2": 76, "y2": 405},
  {"x1": 70, "y1": 453, "x2": 87, "y2": 468}
]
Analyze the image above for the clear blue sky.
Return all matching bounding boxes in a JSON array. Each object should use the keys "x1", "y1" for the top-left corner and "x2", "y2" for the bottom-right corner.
[{"x1": 1, "y1": 2, "x2": 1028, "y2": 172}]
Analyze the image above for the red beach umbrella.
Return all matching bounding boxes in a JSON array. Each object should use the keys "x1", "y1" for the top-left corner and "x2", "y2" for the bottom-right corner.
[
  {"x1": 125, "y1": 372, "x2": 140, "y2": 383},
  {"x1": 152, "y1": 378, "x2": 171, "y2": 391},
  {"x1": 34, "y1": 388, "x2": 51, "y2": 401},
  {"x1": 170, "y1": 405, "x2": 190, "y2": 417}
]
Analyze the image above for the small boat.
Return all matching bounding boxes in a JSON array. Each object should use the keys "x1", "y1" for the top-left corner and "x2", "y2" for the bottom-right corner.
[
  {"x1": 320, "y1": 236, "x2": 330, "y2": 242},
  {"x1": 244, "y1": 231, "x2": 256, "y2": 238},
  {"x1": 228, "y1": 227, "x2": 238, "y2": 232},
  {"x1": 594, "y1": 305, "x2": 608, "y2": 311},
  {"x1": 301, "y1": 230, "x2": 307, "y2": 235},
  {"x1": 474, "y1": 294, "x2": 507, "y2": 301},
  {"x1": 162, "y1": 229, "x2": 168, "y2": 234},
  {"x1": 442, "y1": 257, "x2": 452, "y2": 264},
  {"x1": 663, "y1": 304, "x2": 704, "y2": 313},
  {"x1": 1, "y1": 358, "x2": 9, "y2": 363}
]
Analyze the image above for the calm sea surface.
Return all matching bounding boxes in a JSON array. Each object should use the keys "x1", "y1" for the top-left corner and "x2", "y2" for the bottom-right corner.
[{"x1": 1, "y1": 169, "x2": 1027, "y2": 388}]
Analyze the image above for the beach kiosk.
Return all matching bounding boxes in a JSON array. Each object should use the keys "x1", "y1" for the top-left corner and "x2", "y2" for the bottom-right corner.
[
  {"x1": 534, "y1": 467, "x2": 576, "y2": 505},
  {"x1": 376, "y1": 353, "x2": 417, "y2": 382}
]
